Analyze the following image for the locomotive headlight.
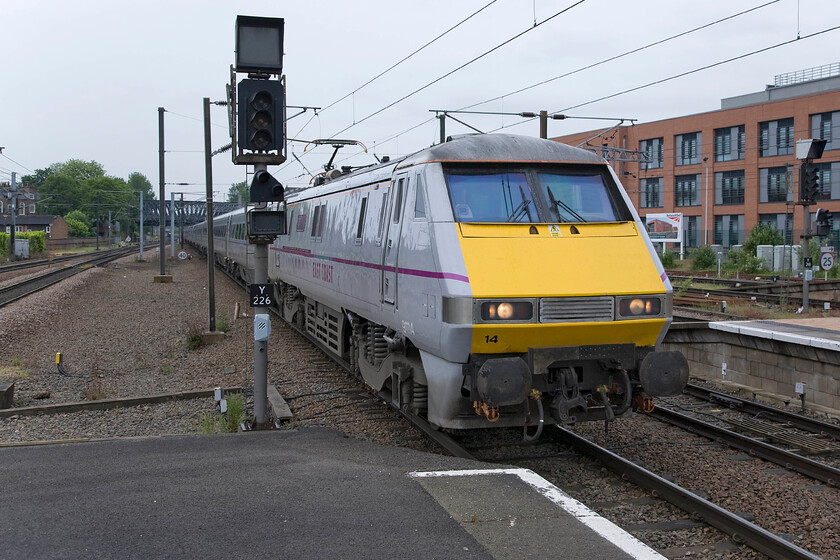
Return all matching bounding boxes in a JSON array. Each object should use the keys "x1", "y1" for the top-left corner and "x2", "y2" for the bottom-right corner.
[
  {"x1": 478, "y1": 300, "x2": 534, "y2": 322},
  {"x1": 617, "y1": 296, "x2": 663, "y2": 319},
  {"x1": 497, "y1": 302, "x2": 514, "y2": 319}
]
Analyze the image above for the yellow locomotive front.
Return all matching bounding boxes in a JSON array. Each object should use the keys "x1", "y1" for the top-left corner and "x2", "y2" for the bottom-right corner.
[{"x1": 441, "y1": 158, "x2": 688, "y2": 427}]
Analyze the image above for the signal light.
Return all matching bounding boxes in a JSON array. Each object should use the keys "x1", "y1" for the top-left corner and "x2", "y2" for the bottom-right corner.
[
  {"x1": 250, "y1": 170, "x2": 284, "y2": 203},
  {"x1": 238, "y1": 78, "x2": 285, "y2": 152},
  {"x1": 800, "y1": 164, "x2": 820, "y2": 203},
  {"x1": 815, "y1": 208, "x2": 833, "y2": 237}
]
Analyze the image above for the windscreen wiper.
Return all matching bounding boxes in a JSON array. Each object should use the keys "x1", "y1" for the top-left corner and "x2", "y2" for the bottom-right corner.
[
  {"x1": 506, "y1": 185, "x2": 533, "y2": 223},
  {"x1": 547, "y1": 188, "x2": 587, "y2": 223}
]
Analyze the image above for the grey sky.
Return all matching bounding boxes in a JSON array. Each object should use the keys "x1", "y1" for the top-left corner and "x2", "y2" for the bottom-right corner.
[{"x1": 4, "y1": 0, "x2": 840, "y2": 200}]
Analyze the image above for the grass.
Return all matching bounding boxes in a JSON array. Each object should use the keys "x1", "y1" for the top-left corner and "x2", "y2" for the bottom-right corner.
[
  {"x1": 186, "y1": 322, "x2": 204, "y2": 350},
  {"x1": 200, "y1": 392, "x2": 246, "y2": 434},
  {"x1": 216, "y1": 310, "x2": 231, "y2": 333},
  {"x1": 0, "y1": 357, "x2": 29, "y2": 379}
]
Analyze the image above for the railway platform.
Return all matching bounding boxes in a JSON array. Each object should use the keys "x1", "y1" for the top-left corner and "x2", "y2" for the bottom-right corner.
[
  {"x1": 0, "y1": 428, "x2": 663, "y2": 560},
  {"x1": 665, "y1": 317, "x2": 840, "y2": 416}
]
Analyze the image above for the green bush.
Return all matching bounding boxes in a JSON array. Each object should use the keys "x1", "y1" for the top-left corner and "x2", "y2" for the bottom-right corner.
[
  {"x1": 65, "y1": 218, "x2": 90, "y2": 237},
  {"x1": 742, "y1": 222, "x2": 784, "y2": 256},
  {"x1": 724, "y1": 248, "x2": 766, "y2": 274},
  {"x1": 659, "y1": 249, "x2": 676, "y2": 268},
  {"x1": 691, "y1": 245, "x2": 717, "y2": 269},
  {"x1": 17, "y1": 231, "x2": 45, "y2": 253},
  {"x1": 0, "y1": 231, "x2": 45, "y2": 254}
]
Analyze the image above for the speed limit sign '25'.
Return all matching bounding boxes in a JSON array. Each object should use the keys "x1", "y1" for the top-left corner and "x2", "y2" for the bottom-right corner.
[{"x1": 820, "y1": 247, "x2": 834, "y2": 271}]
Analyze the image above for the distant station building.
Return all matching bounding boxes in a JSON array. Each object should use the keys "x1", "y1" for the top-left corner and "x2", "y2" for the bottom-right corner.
[{"x1": 551, "y1": 62, "x2": 840, "y2": 250}]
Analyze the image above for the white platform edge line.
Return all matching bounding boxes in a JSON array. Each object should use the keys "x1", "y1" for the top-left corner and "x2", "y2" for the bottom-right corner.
[{"x1": 410, "y1": 468, "x2": 666, "y2": 560}]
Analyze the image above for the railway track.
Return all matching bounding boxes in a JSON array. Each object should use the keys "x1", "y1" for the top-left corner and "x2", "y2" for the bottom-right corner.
[
  {"x1": 0, "y1": 253, "x2": 89, "y2": 273},
  {"x1": 0, "y1": 246, "x2": 136, "y2": 308},
  {"x1": 682, "y1": 383, "x2": 840, "y2": 442},
  {"x1": 207, "y1": 253, "x2": 835, "y2": 559}
]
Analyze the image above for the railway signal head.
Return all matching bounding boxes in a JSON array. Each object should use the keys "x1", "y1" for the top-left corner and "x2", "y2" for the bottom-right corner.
[
  {"x1": 238, "y1": 78, "x2": 285, "y2": 153},
  {"x1": 250, "y1": 170, "x2": 284, "y2": 202},
  {"x1": 815, "y1": 208, "x2": 833, "y2": 236},
  {"x1": 800, "y1": 163, "x2": 820, "y2": 203}
]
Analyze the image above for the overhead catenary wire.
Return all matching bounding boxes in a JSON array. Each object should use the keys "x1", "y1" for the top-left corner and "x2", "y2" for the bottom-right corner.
[
  {"x1": 485, "y1": 24, "x2": 840, "y2": 135},
  {"x1": 366, "y1": 0, "x2": 785, "y2": 151},
  {"x1": 276, "y1": 0, "x2": 587, "y2": 183},
  {"x1": 459, "y1": 0, "x2": 782, "y2": 112},
  {"x1": 0, "y1": 153, "x2": 34, "y2": 174},
  {"x1": 326, "y1": 0, "x2": 587, "y2": 139}
]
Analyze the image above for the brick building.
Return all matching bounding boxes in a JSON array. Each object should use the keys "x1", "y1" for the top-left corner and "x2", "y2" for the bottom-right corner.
[{"x1": 551, "y1": 63, "x2": 840, "y2": 250}]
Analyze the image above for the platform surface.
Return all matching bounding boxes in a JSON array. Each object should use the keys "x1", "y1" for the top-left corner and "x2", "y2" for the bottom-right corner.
[
  {"x1": 0, "y1": 428, "x2": 663, "y2": 560},
  {"x1": 710, "y1": 317, "x2": 840, "y2": 349}
]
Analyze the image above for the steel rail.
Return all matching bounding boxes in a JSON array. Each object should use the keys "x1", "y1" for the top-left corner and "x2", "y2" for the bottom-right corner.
[
  {"x1": 0, "y1": 247, "x2": 135, "y2": 308},
  {"x1": 649, "y1": 405, "x2": 840, "y2": 486},
  {"x1": 0, "y1": 252, "x2": 90, "y2": 273},
  {"x1": 683, "y1": 383, "x2": 840, "y2": 441},
  {"x1": 551, "y1": 425, "x2": 822, "y2": 560}
]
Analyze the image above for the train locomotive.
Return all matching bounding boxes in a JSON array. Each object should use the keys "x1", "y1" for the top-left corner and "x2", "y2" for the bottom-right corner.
[{"x1": 186, "y1": 134, "x2": 688, "y2": 431}]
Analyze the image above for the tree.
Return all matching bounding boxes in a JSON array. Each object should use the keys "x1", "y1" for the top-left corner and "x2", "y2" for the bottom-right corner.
[
  {"x1": 227, "y1": 181, "x2": 249, "y2": 204},
  {"x1": 127, "y1": 172, "x2": 155, "y2": 201},
  {"x1": 21, "y1": 168, "x2": 52, "y2": 187},
  {"x1": 65, "y1": 210, "x2": 91, "y2": 237},
  {"x1": 38, "y1": 174, "x2": 87, "y2": 217},
  {"x1": 49, "y1": 159, "x2": 105, "y2": 183}
]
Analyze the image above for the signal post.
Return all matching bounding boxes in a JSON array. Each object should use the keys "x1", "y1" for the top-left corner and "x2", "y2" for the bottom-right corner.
[
  {"x1": 797, "y1": 139, "x2": 828, "y2": 311},
  {"x1": 229, "y1": 16, "x2": 288, "y2": 427}
]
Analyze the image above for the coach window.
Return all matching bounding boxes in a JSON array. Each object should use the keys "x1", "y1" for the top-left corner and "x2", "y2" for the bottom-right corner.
[
  {"x1": 375, "y1": 189, "x2": 390, "y2": 246},
  {"x1": 355, "y1": 196, "x2": 368, "y2": 244},
  {"x1": 414, "y1": 175, "x2": 426, "y2": 220},
  {"x1": 295, "y1": 210, "x2": 307, "y2": 233},
  {"x1": 311, "y1": 205, "x2": 321, "y2": 236},
  {"x1": 311, "y1": 203, "x2": 327, "y2": 240},
  {"x1": 392, "y1": 178, "x2": 406, "y2": 224}
]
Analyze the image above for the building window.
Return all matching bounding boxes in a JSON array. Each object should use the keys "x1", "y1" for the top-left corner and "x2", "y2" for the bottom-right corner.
[
  {"x1": 641, "y1": 178, "x2": 663, "y2": 208},
  {"x1": 760, "y1": 166, "x2": 792, "y2": 203},
  {"x1": 715, "y1": 170, "x2": 745, "y2": 205},
  {"x1": 683, "y1": 215, "x2": 699, "y2": 248},
  {"x1": 29, "y1": 204, "x2": 36, "y2": 214},
  {"x1": 714, "y1": 126, "x2": 745, "y2": 162},
  {"x1": 812, "y1": 111, "x2": 839, "y2": 151},
  {"x1": 713, "y1": 215, "x2": 743, "y2": 248},
  {"x1": 675, "y1": 174, "x2": 701, "y2": 207},
  {"x1": 640, "y1": 138, "x2": 663, "y2": 170},
  {"x1": 0, "y1": 201, "x2": 3, "y2": 213},
  {"x1": 45, "y1": 226, "x2": 51, "y2": 235},
  {"x1": 14, "y1": 225, "x2": 23, "y2": 233},
  {"x1": 675, "y1": 132, "x2": 701, "y2": 166},
  {"x1": 759, "y1": 118, "x2": 794, "y2": 157}
]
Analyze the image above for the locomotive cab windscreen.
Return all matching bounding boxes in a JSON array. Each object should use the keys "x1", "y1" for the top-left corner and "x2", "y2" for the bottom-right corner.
[{"x1": 444, "y1": 164, "x2": 633, "y2": 224}]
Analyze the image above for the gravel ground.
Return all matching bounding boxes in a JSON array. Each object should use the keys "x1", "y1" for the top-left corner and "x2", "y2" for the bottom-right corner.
[
  {"x1": 0, "y1": 249, "x2": 261, "y2": 443},
  {"x1": 0, "y1": 248, "x2": 430, "y2": 449}
]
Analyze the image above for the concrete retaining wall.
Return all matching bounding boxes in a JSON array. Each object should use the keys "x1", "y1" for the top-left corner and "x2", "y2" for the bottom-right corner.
[{"x1": 663, "y1": 324, "x2": 840, "y2": 415}]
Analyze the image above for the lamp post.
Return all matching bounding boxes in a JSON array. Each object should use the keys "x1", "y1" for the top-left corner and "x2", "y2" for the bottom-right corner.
[{"x1": 703, "y1": 157, "x2": 709, "y2": 246}]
